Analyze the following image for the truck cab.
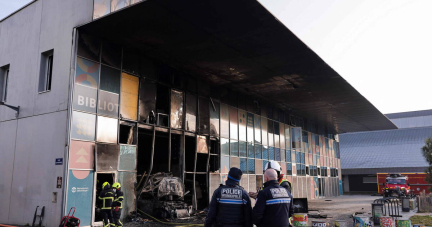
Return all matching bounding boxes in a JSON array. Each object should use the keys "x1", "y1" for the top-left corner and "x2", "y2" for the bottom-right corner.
[{"x1": 382, "y1": 174, "x2": 410, "y2": 197}]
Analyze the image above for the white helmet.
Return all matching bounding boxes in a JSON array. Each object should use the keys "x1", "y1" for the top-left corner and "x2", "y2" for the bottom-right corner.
[{"x1": 265, "y1": 160, "x2": 281, "y2": 173}]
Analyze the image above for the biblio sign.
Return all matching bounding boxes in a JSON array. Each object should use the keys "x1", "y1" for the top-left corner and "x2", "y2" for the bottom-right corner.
[{"x1": 73, "y1": 84, "x2": 119, "y2": 117}]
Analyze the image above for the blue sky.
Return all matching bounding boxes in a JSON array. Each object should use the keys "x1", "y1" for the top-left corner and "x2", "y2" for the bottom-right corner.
[{"x1": 2, "y1": 0, "x2": 432, "y2": 114}]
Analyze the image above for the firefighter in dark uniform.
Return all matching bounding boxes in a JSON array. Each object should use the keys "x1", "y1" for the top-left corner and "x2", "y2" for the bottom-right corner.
[
  {"x1": 98, "y1": 182, "x2": 115, "y2": 227},
  {"x1": 205, "y1": 167, "x2": 252, "y2": 227},
  {"x1": 252, "y1": 168, "x2": 294, "y2": 227},
  {"x1": 112, "y1": 182, "x2": 124, "y2": 227}
]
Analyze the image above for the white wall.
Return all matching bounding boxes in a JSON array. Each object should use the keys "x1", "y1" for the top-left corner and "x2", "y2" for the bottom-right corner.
[{"x1": 0, "y1": 0, "x2": 93, "y2": 225}]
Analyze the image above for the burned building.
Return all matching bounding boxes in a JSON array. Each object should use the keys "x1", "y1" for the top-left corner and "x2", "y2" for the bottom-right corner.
[{"x1": 0, "y1": 0, "x2": 397, "y2": 226}]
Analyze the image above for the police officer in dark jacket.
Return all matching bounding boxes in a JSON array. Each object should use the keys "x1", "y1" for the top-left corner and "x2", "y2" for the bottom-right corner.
[
  {"x1": 99, "y1": 182, "x2": 115, "y2": 227},
  {"x1": 252, "y1": 169, "x2": 294, "y2": 227},
  {"x1": 205, "y1": 167, "x2": 252, "y2": 227}
]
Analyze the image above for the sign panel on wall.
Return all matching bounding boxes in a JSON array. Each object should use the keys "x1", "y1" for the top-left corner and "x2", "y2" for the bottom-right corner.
[
  {"x1": 98, "y1": 90, "x2": 119, "y2": 117},
  {"x1": 71, "y1": 111, "x2": 96, "y2": 141},
  {"x1": 66, "y1": 170, "x2": 94, "y2": 226},
  {"x1": 70, "y1": 140, "x2": 95, "y2": 169},
  {"x1": 73, "y1": 84, "x2": 97, "y2": 113}
]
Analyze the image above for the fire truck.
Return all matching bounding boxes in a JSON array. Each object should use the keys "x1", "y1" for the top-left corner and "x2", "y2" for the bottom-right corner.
[{"x1": 377, "y1": 173, "x2": 431, "y2": 197}]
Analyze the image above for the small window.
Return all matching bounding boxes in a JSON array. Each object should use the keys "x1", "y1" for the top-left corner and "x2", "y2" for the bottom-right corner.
[
  {"x1": 39, "y1": 50, "x2": 54, "y2": 92},
  {"x1": 0, "y1": 65, "x2": 10, "y2": 102}
]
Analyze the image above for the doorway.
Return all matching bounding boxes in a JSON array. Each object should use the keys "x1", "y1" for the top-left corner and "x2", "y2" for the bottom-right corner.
[{"x1": 95, "y1": 173, "x2": 115, "y2": 222}]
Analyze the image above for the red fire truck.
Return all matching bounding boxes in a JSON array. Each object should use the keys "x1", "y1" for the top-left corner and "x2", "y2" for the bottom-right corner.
[{"x1": 377, "y1": 173, "x2": 431, "y2": 196}]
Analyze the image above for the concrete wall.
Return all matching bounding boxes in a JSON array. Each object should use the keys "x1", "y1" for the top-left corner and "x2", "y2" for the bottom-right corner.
[{"x1": 0, "y1": 0, "x2": 93, "y2": 225}]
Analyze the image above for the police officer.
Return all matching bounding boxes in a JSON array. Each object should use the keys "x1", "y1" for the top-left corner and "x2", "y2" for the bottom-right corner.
[
  {"x1": 98, "y1": 182, "x2": 115, "y2": 227},
  {"x1": 112, "y1": 182, "x2": 124, "y2": 227},
  {"x1": 265, "y1": 160, "x2": 292, "y2": 193},
  {"x1": 252, "y1": 169, "x2": 294, "y2": 227},
  {"x1": 205, "y1": 167, "x2": 252, "y2": 227}
]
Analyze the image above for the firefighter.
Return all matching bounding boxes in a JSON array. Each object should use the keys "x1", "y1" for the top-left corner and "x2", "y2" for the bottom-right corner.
[
  {"x1": 98, "y1": 182, "x2": 115, "y2": 227},
  {"x1": 252, "y1": 169, "x2": 294, "y2": 227},
  {"x1": 112, "y1": 182, "x2": 124, "y2": 227},
  {"x1": 265, "y1": 160, "x2": 292, "y2": 193},
  {"x1": 205, "y1": 167, "x2": 252, "y2": 227}
]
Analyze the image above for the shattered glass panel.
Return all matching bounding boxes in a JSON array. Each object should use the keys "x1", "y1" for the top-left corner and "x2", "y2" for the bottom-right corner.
[
  {"x1": 238, "y1": 110, "x2": 246, "y2": 141},
  {"x1": 197, "y1": 135, "x2": 208, "y2": 154},
  {"x1": 139, "y1": 79, "x2": 156, "y2": 124},
  {"x1": 210, "y1": 101, "x2": 220, "y2": 137},
  {"x1": 120, "y1": 73, "x2": 139, "y2": 120},
  {"x1": 239, "y1": 141, "x2": 247, "y2": 157},
  {"x1": 185, "y1": 94, "x2": 197, "y2": 132},
  {"x1": 119, "y1": 145, "x2": 136, "y2": 171},
  {"x1": 229, "y1": 107, "x2": 238, "y2": 140},
  {"x1": 96, "y1": 143, "x2": 119, "y2": 171},
  {"x1": 240, "y1": 158, "x2": 247, "y2": 172},
  {"x1": 247, "y1": 113, "x2": 254, "y2": 143},
  {"x1": 221, "y1": 138, "x2": 229, "y2": 155},
  {"x1": 220, "y1": 103, "x2": 229, "y2": 138},
  {"x1": 248, "y1": 159, "x2": 255, "y2": 174},
  {"x1": 71, "y1": 111, "x2": 96, "y2": 141},
  {"x1": 97, "y1": 116, "x2": 118, "y2": 143},
  {"x1": 254, "y1": 115, "x2": 261, "y2": 144},
  {"x1": 170, "y1": 90, "x2": 184, "y2": 129},
  {"x1": 117, "y1": 171, "x2": 136, "y2": 218}
]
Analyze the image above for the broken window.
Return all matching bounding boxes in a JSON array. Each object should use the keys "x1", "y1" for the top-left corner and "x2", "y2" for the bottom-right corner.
[
  {"x1": 195, "y1": 174, "x2": 209, "y2": 210},
  {"x1": 119, "y1": 121, "x2": 136, "y2": 144},
  {"x1": 197, "y1": 135, "x2": 208, "y2": 154},
  {"x1": 96, "y1": 144, "x2": 119, "y2": 171},
  {"x1": 230, "y1": 140, "x2": 238, "y2": 157},
  {"x1": 210, "y1": 139, "x2": 220, "y2": 155},
  {"x1": 261, "y1": 117, "x2": 268, "y2": 145},
  {"x1": 97, "y1": 116, "x2": 118, "y2": 143},
  {"x1": 185, "y1": 93, "x2": 197, "y2": 132},
  {"x1": 229, "y1": 107, "x2": 238, "y2": 140},
  {"x1": 170, "y1": 90, "x2": 184, "y2": 129},
  {"x1": 199, "y1": 97, "x2": 210, "y2": 135},
  {"x1": 101, "y1": 41, "x2": 121, "y2": 69},
  {"x1": 239, "y1": 141, "x2": 247, "y2": 157},
  {"x1": 154, "y1": 84, "x2": 169, "y2": 126},
  {"x1": 221, "y1": 138, "x2": 229, "y2": 155},
  {"x1": 209, "y1": 154, "x2": 220, "y2": 173},
  {"x1": 196, "y1": 150, "x2": 208, "y2": 172},
  {"x1": 119, "y1": 145, "x2": 137, "y2": 171},
  {"x1": 122, "y1": 48, "x2": 140, "y2": 75},
  {"x1": 239, "y1": 110, "x2": 247, "y2": 141},
  {"x1": 171, "y1": 134, "x2": 182, "y2": 177},
  {"x1": 209, "y1": 100, "x2": 220, "y2": 137},
  {"x1": 71, "y1": 111, "x2": 96, "y2": 141},
  {"x1": 120, "y1": 73, "x2": 139, "y2": 120},
  {"x1": 139, "y1": 79, "x2": 156, "y2": 124},
  {"x1": 185, "y1": 136, "x2": 196, "y2": 172},
  {"x1": 137, "y1": 128, "x2": 153, "y2": 174},
  {"x1": 152, "y1": 132, "x2": 170, "y2": 173},
  {"x1": 220, "y1": 104, "x2": 229, "y2": 138}
]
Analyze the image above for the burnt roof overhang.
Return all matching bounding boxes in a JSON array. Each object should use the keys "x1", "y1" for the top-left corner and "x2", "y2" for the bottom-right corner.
[{"x1": 78, "y1": 0, "x2": 397, "y2": 133}]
